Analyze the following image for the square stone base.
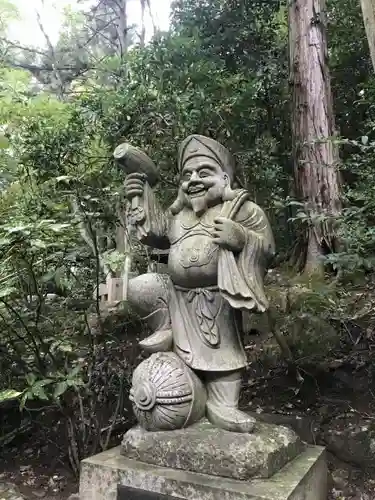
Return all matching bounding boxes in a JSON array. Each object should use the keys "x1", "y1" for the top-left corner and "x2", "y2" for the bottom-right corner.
[
  {"x1": 121, "y1": 421, "x2": 305, "y2": 481},
  {"x1": 80, "y1": 445, "x2": 327, "y2": 500}
]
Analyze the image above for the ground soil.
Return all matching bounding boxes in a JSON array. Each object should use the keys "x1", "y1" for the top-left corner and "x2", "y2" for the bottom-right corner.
[{"x1": 240, "y1": 339, "x2": 375, "y2": 499}]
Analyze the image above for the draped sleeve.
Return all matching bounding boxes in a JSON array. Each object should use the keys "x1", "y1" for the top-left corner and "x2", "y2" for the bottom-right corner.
[{"x1": 217, "y1": 192, "x2": 275, "y2": 312}]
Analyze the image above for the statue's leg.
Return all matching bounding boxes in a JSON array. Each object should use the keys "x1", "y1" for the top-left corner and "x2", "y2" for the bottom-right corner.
[
  {"x1": 128, "y1": 273, "x2": 172, "y2": 353},
  {"x1": 204, "y1": 370, "x2": 256, "y2": 433}
]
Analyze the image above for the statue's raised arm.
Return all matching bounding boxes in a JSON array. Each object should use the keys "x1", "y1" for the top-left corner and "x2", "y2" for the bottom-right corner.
[
  {"x1": 115, "y1": 143, "x2": 170, "y2": 250},
  {"x1": 124, "y1": 172, "x2": 170, "y2": 249}
]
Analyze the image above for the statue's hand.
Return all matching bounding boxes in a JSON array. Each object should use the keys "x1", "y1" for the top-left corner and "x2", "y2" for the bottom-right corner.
[
  {"x1": 213, "y1": 217, "x2": 246, "y2": 252},
  {"x1": 124, "y1": 172, "x2": 147, "y2": 201}
]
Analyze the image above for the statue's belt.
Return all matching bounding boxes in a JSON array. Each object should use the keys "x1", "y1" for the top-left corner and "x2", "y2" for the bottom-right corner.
[{"x1": 173, "y1": 284, "x2": 219, "y2": 303}]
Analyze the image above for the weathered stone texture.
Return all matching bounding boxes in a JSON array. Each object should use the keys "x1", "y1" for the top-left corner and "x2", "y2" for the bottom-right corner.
[
  {"x1": 121, "y1": 420, "x2": 304, "y2": 481},
  {"x1": 80, "y1": 445, "x2": 327, "y2": 500}
]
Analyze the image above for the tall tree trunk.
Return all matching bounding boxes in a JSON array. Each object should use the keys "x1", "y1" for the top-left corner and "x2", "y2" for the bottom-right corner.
[
  {"x1": 117, "y1": 0, "x2": 129, "y2": 58},
  {"x1": 289, "y1": 0, "x2": 342, "y2": 275},
  {"x1": 360, "y1": 0, "x2": 375, "y2": 71},
  {"x1": 146, "y1": 0, "x2": 158, "y2": 36},
  {"x1": 140, "y1": 0, "x2": 146, "y2": 47}
]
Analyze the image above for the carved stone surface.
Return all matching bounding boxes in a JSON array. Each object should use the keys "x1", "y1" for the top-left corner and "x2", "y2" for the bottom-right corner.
[
  {"x1": 121, "y1": 134, "x2": 276, "y2": 433},
  {"x1": 129, "y1": 352, "x2": 207, "y2": 431},
  {"x1": 121, "y1": 420, "x2": 304, "y2": 481},
  {"x1": 117, "y1": 485, "x2": 182, "y2": 499},
  {"x1": 80, "y1": 445, "x2": 328, "y2": 500}
]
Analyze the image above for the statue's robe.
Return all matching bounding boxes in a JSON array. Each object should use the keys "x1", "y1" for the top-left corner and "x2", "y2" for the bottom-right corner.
[{"x1": 135, "y1": 186, "x2": 275, "y2": 372}]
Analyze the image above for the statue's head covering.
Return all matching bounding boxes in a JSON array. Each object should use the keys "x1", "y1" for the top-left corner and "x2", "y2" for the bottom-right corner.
[{"x1": 178, "y1": 135, "x2": 236, "y2": 182}]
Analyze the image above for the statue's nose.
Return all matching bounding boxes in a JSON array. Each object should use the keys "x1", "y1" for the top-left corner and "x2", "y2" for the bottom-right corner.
[{"x1": 190, "y1": 171, "x2": 199, "y2": 182}]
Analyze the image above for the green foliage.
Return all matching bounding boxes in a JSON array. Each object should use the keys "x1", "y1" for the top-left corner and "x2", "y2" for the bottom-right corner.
[
  {"x1": 320, "y1": 75, "x2": 375, "y2": 273},
  {"x1": 0, "y1": 388, "x2": 21, "y2": 402},
  {"x1": 0, "y1": 56, "x2": 141, "y2": 473},
  {"x1": 328, "y1": 0, "x2": 371, "y2": 139},
  {"x1": 0, "y1": 0, "x2": 18, "y2": 36}
]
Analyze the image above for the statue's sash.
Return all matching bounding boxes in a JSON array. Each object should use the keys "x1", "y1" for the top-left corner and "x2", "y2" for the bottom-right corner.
[{"x1": 218, "y1": 190, "x2": 270, "y2": 313}]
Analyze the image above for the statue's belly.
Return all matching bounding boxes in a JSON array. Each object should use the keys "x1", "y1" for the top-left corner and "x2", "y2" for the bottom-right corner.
[{"x1": 168, "y1": 234, "x2": 219, "y2": 288}]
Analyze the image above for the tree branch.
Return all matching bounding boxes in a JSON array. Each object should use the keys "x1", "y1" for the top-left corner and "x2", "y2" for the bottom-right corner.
[
  {"x1": 0, "y1": 38, "x2": 49, "y2": 59},
  {"x1": 35, "y1": 9, "x2": 65, "y2": 99},
  {"x1": 5, "y1": 61, "x2": 89, "y2": 72}
]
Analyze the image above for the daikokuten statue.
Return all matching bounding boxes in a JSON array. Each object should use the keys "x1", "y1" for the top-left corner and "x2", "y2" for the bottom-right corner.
[{"x1": 123, "y1": 135, "x2": 275, "y2": 434}]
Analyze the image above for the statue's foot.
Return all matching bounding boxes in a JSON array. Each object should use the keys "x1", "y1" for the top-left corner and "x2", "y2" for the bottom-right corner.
[
  {"x1": 206, "y1": 402, "x2": 256, "y2": 433},
  {"x1": 139, "y1": 329, "x2": 173, "y2": 353}
]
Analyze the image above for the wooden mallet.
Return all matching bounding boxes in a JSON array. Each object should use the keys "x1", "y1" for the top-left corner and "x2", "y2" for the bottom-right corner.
[
  {"x1": 114, "y1": 143, "x2": 159, "y2": 226},
  {"x1": 113, "y1": 143, "x2": 159, "y2": 300}
]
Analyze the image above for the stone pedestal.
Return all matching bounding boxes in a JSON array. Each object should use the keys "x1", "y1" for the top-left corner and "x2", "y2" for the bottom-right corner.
[{"x1": 80, "y1": 421, "x2": 328, "y2": 500}]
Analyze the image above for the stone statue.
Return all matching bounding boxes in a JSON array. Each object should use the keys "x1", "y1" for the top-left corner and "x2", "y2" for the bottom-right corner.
[{"x1": 123, "y1": 135, "x2": 275, "y2": 433}]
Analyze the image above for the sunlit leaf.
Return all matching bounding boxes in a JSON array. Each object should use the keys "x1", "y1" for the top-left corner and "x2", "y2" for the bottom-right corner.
[
  {"x1": 0, "y1": 389, "x2": 22, "y2": 402},
  {"x1": 54, "y1": 381, "x2": 69, "y2": 399},
  {"x1": 0, "y1": 135, "x2": 9, "y2": 149}
]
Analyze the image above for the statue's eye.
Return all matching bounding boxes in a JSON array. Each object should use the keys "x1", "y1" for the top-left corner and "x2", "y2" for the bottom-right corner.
[
  {"x1": 199, "y1": 169, "x2": 211, "y2": 178},
  {"x1": 182, "y1": 171, "x2": 191, "y2": 181}
]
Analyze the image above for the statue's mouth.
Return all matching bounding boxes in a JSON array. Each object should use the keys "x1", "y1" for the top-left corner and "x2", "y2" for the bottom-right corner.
[{"x1": 188, "y1": 184, "x2": 206, "y2": 197}]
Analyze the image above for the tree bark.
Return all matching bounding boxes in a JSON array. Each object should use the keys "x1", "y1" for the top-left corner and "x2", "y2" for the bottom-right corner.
[
  {"x1": 289, "y1": 0, "x2": 342, "y2": 275},
  {"x1": 116, "y1": 0, "x2": 129, "y2": 58},
  {"x1": 360, "y1": 0, "x2": 375, "y2": 71},
  {"x1": 140, "y1": 0, "x2": 146, "y2": 47},
  {"x1": 146, "y1": 0, "x2": 158, "y2": 36}
]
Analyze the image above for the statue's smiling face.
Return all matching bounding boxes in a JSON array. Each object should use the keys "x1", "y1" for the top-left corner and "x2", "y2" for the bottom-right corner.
[{"x1": 180, "y1": 157, "x2": 228, "y2": 214}]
